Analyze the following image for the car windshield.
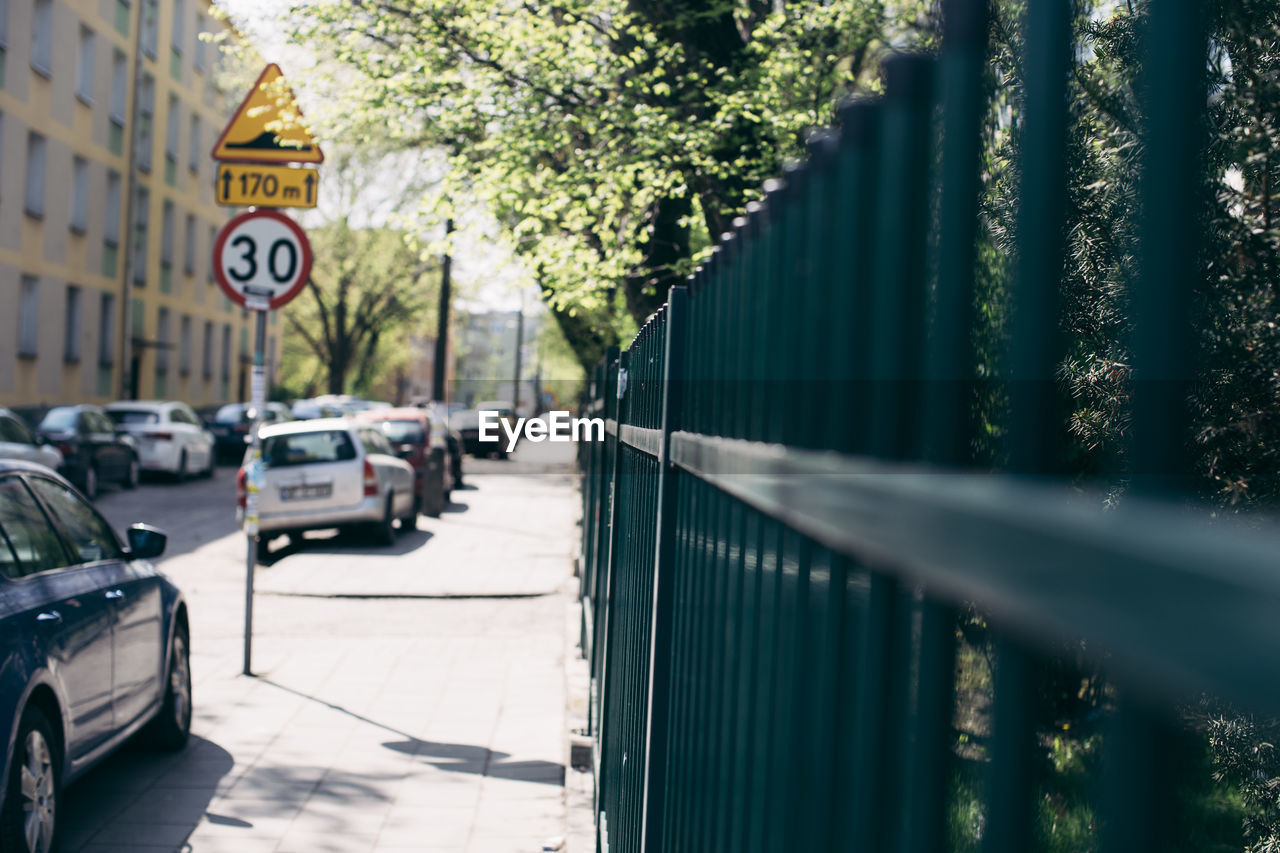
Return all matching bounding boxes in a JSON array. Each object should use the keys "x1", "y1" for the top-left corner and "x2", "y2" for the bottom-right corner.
[
  {"x1": 39, "y1": 408, "x2": 79, "y2": 431},
  {"x1": 215, "y1": 405, "x2": 250, "y2": 424},
  {"x1": 107, "y1": 409, "x2": 159, "y2": 426},
  {"x1": 262, "y1": 430, "x2": 357, "y2": 468},
  {"x1": 376, "y1": 420, "x2": 425, "y2": 444}
]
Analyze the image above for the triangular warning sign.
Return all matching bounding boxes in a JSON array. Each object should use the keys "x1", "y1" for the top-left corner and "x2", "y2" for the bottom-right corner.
[{"x1": 212, "y1": 64, "x2": 324, "y2": 164}]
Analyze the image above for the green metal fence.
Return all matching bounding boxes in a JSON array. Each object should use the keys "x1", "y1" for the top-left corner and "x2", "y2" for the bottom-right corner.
[{"x1": 578, "y1": 0, "x2": 1280, "y2": 850}]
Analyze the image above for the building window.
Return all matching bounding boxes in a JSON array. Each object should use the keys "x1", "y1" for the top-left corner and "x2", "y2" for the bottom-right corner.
[
  {"x1": 156, "y1": 307, "x2": 170, "y2": 375},
  {"x1": 64, "y1": 285, "x2": 81, "y2": 362},
  {"x1": 202, "y1": 319, "x2": 212, "y2": 378},
  {"x1": 140, "y1": 0, "x2": 156, "y2": 58},
  {"x1": 193, "y1": 15, "x2": 204, "y2": 71},
  {"x1": 179, "y1": 315, "x2": 191, "y2": 375},
  {"x1": 189, "y1": 114, "x2": 200, "y2": 172},
  {"x1": 18, "y1": 276, "x2": 38, "y2": 357},
  {"x1": 104, "y1": 171, "x2": 122, "y2": 246},
  {"x1": 137, "y1": 73, "x2": 154, "y2": 171},
  {"x1": 183, "y1": 213, "x2": 195, "y2": 274},
  {"x1": 99, "y1": 293, "x2": 115, "y2": 366},
  {"x1": 207, "y1": 225, "x2": 217, "y2": 282},
  {"x1": 0, "y1": 0, "x2": 10, "y2": 47},
  {"x1": 24, "y1": 133, "x2": 45, "y2": 218},
  {"x1": 76, "y1": 27, "x2": 95, "y2": 104},
  {"x1": 171, "y1": 0, "x2": 183, "y2": 52},
  {"x1": 31, "y1": 0, "x2": 51, "y2": 76},
  {"x1": 70, "y1": 157, "x2": 88, "y2": 233},
  {"x1": 132, "y1": 187, "x2": 149, "y2": 284},
  {"x1": 165, "y1": 94, "x2": 179, "y2": 162},
  {"x1": 220, "y1": 323, "x2": 231, "y2": 380},
  {"x1": 160, "y1": 201, "x2": 174, "y2": 291},
  {"x1": 110, "y1": 50, "x2": 127, "y2": 124}
]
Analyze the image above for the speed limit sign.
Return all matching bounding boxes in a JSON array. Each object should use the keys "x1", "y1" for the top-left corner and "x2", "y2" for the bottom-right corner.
[{"x1": 213, "y1": 209, "x2": 313, "y2": 311}]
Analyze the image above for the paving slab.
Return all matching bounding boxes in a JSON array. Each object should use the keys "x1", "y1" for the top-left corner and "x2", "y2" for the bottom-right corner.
[{"x1": 67, "y1": 442, "x2": 584, "y2": 853}]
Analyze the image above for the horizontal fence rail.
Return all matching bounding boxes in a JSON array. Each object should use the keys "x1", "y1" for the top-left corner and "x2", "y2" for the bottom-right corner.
[{"x1": 574, "y1": 0, "x2": 1270, "y2": 851}]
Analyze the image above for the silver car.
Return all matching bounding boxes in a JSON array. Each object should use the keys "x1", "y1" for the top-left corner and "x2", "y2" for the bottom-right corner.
[
  {"x1": 237, "y1": 419, "x2": 416, "y2": 561},
  {"x1": 0, "y1": 408, "x2": 61, "y2": 471}
]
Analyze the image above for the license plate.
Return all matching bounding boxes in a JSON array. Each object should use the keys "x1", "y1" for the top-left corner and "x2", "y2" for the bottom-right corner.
[{"x1": 280, "y1": 483, "x2": 331, "y2": 500}]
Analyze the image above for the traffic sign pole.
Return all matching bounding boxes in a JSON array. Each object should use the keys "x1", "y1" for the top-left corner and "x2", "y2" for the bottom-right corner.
[
  {"x1": 212, "y1": 64, "x2": 324, "y2": 677},
  {"x1": 243, "y1": 308, "x2": 267, "y2": 676}
]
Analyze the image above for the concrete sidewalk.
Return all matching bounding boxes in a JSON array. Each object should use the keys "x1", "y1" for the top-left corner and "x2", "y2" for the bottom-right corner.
[{"x1": 76, "y1": 442, "x2": 585, "y2": 853}]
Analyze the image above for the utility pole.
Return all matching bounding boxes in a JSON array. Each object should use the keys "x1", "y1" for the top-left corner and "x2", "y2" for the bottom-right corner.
[{"x1": 432, "y1": 217, "x2": 453, "y2": 402}]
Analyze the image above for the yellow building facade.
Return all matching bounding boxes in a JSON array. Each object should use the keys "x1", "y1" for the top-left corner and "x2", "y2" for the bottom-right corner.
[{"x1": 0, "y1": 0, "x2": 279, "y2": 409}]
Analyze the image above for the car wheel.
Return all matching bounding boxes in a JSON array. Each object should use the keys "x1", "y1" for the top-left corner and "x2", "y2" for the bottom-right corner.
[
  {"x1": 174, "y1": 450, "x2": 188, "y2": 484},
  {"x1": 402, "y1": 502, "x2": 418, "y2": 532},
  {"x1": 0, "y1": 705, "x2": 60, "y2": 853},
  {"x1": 123, "y1": 456, "x2": 140, "y2": 489},
  {"x1": 256, "y1": 535, "x2": 271, "y2": 564},
  {"x1": 142, "y1": 623, "x2": 192, "y2": 751},
  {"x1": 82, "y1": 465, "x2": 98, "y2": 500},
  {"x1": 372, "y1": 496, "x2": 396, "y2": 546}
]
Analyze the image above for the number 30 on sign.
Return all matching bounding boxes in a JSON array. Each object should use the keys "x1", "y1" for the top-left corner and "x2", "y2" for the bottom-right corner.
[{"x1": 212, "y1": 209, "x2": 312, "y2": 311}]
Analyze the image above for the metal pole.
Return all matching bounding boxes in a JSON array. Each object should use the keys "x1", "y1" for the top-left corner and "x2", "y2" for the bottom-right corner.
[
  {"x1": 432, "y1": 217, "x2": 453, "y2": 402},
  {"x1": 242, "y1": 307, "x2": 268, "y2": 676}
]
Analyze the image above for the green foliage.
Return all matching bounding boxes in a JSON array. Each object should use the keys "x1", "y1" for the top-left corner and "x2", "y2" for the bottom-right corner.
[{"x1": 276, "y1": 0, "x2": 926, "y2": 367}]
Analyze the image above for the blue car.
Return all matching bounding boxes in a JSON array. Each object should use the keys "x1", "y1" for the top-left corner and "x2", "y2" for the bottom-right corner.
[{"x1": 0, "y1": 460, "x2": 190, "y2": 853}]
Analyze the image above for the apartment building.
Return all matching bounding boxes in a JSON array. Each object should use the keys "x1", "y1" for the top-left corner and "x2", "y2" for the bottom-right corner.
[{"x1": 0, "y1": 0, "x2": 280, "y2": 409}]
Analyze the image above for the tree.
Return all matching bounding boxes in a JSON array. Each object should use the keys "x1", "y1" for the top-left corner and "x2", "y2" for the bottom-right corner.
[
  {"x1": 277, "y1": 148, "x2": 437, "y2": 396},
  {"x1": 277, "y1": 0, "x2": 925, "y2": 370}
]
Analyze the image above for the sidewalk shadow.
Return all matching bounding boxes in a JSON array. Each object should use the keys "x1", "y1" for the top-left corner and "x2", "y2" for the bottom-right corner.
[
  {"x1": 259, "y1": 528, "x2": 435, "y2": 565},
  {"x1": 259, "y1": 678, "x2": 564, "y2": 787},
  {"x1": 441, "y1": 500, "x2": 469, "y2": 514},
  {"x1": 61, "y1": 736, "x2": 233, "y2": 848}
]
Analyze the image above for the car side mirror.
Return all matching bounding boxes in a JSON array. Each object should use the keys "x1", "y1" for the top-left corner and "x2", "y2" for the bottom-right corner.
[{"x1": 126, "y1": 524, "x2": 168, "y2": 560}]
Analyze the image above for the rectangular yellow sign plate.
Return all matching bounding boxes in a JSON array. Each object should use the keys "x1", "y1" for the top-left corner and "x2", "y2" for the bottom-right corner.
[{"x1": 216, "y1": 163, "x2": 319, "y2": 209}]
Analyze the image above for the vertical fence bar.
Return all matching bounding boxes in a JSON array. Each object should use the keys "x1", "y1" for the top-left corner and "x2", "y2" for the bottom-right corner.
[
  {"x1": 1129, "y1": 0, "x2": 1206, "y2": 491},
  {"x1": 1006, "y1": 0, "x2": 1071, "y2": 476},
  {"x1": 640, "y1": 287, "x2": 688, "y2": 853},
  {"x1": 867, "y1": 54, "x2": 935, "y2": 461}
]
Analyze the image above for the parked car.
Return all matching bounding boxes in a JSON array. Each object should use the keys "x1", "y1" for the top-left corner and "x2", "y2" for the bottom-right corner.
[
  {"x1": 35, "y1": 405, "x2": 140, "y2": 498},
  {"x1": 451, "y1": 407, "x2": 513, "y2": 459},
  {"x1": 0, "y1": 409, "x2": 63, "y2": 472},
  {"x1": 238, "y1": 418, "x2": 416, "y2": 562},
  {"x1": 360, "y1": 408, "x2": 450, "y2": 517},
  {"x1": 104, "y1": 401, "x2": 215, "y2": 481},
  {"x1": 0, "y1": 460, "x2": 190, "y2": 852},
  {"x1": 208, "y1": 402, "x2": 293, "y2": 463}
]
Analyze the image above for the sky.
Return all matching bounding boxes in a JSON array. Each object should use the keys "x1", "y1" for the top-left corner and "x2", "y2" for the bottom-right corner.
[{"x1": 215, "y1": 0, "x2": 541, "y2": 316}]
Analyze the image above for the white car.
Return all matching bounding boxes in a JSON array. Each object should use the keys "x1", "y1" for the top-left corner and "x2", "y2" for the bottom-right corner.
[
  {"x1": 104, "y1": 400, "x2": 215, "y2": 480},
  {"x1": 0, "y1": 408, "x2": 62, "y2": 471},
  {"x1": 238, "y1": 418, "x2": 416, "y2": 561}
]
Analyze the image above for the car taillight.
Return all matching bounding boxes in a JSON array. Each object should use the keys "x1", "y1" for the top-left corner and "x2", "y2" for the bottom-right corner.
[
  {"x1": 236, "y1": 467, "x2": 247, "y2": 509},
  {"x1": 55, "y1": 442, "x2": 75, "y2": 457},
  {"x1": 149, "y1": 432, "x2": 174, "y2": 441},
  {"x1": 363, "y1": 459, "x2": 378, "y2": 497}
]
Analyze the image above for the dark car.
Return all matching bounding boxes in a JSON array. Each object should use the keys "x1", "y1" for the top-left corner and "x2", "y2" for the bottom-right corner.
[
  {"x1": 0, "y1": 461, "x2": 191, "y2": 852},
  {"x1": 209, "y1": 402, "x2": 293, "y2": 463},
  {"x1": 360, "y1": 408, "x2": 451, "y2": 517},
  {"x1": 36, "y1": 405, "x2": 140, "y2": 498},
  {"x1": 451, "y1": 408, "x2": 514, "y2": 459}
]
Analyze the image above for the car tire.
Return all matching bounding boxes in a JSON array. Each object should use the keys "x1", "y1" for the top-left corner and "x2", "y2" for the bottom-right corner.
[
  {"x1": 256, "y1": 535, "x2": 271, "y2": 564},
  {"x1": 373, "y1": 496, "x2": 396, "y2": 546},
  {"x1": 123, "y1": 456, "x2": 140, "y2": 489},
  {"x1": 0, "y1": 704, "x2": 60, "y2": 853},
  {"x1": 174, "y1": 450, "x2": 188, "y2": 484},
  {"x1": 402, "y1": 502, "x2": 418, "y2": 532},
  {"x1": 82, "y1": 465, "x2": 98, "y2": 500},
  {"x1": 141, "y1": 623, "x2": 192, "y2": 751}
]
